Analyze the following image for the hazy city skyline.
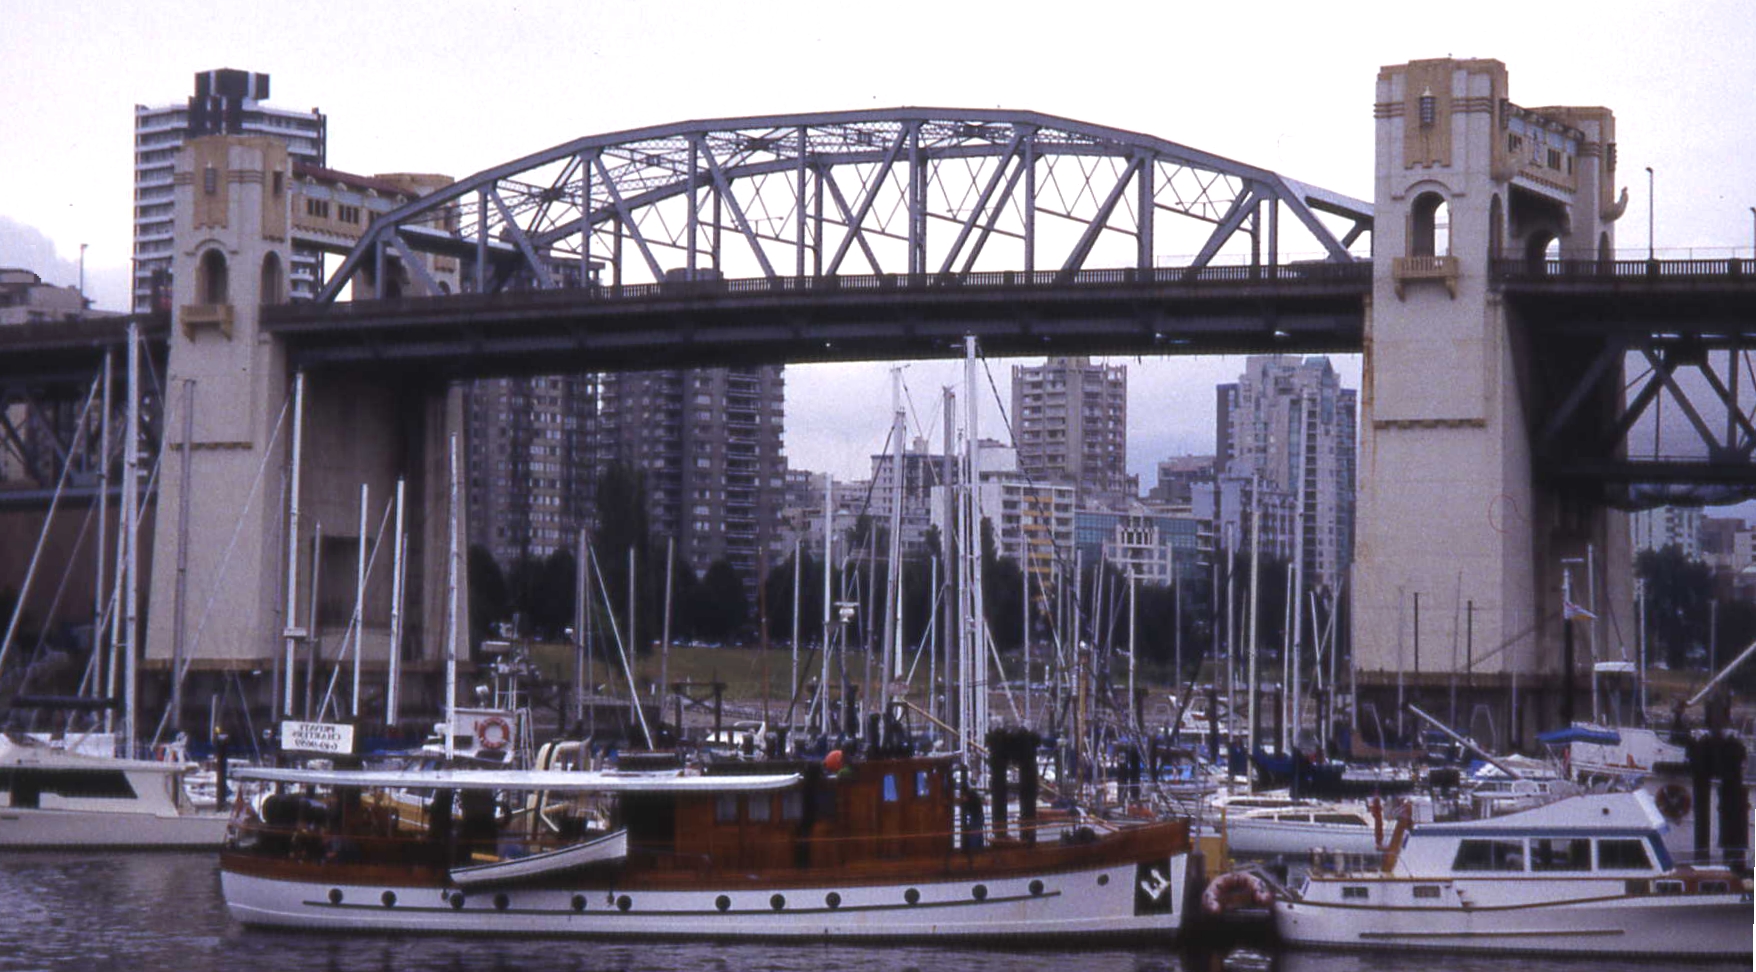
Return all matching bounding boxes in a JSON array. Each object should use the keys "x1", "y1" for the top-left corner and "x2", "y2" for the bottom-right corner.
[{"x1": 3, "y1": 1, "x2": 1751, "y2": 482}]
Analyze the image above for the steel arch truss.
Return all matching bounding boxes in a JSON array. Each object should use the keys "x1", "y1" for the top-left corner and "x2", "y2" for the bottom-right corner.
[{"x1": 316, "y1": 108, "x2": 1371, "y2": 301}]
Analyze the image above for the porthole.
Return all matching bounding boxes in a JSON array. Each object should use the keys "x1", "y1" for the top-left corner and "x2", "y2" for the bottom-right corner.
[
  {"x1": 825, "y1": 892, "x2": 842, "y2": 909},
  {"x1": 971, "y1": 884, "x2": 988, "y2": 901},
  {"x1": 904, "y1": 887, "x2": 921, "y2": 906},
  {"x1": 1029, "y1": 880, "x2": 1044, "y2": 897},
  {"x1": 380, "y1": 890, "x2": 397, "y2": 908},
  {"x1": 493, "y1": 893, "x2": 510, "y2": 912},
  {"x1": 572, "y1": 894, "x2": 588, "y2": 913},
  {"x1": 617, "y1": 895, "x2": 633, "y2": 912},
  {"x1": 327, "y1": 888, "x2": 343, "y2": 905},
  {"x1": 1097, "y1": 874, "x2": 1110, "y2": 886},
  {"x1": 770, "y1": 893, "x2": 787, "y2": 912},
  {"x1": 715, "y1": 895, "x2": 731, "y2": 913},
  {"x1": 448, "y1": 891, "x2": 466, "y2": 910}
]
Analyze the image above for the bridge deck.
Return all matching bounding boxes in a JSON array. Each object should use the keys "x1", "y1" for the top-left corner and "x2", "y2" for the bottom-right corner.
[{"x1": 262, "y1": 263, "x2": 1373, "y2": 373}]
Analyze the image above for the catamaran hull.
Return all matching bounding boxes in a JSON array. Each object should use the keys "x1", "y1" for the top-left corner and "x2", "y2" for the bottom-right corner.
[
  {"x1": 223, "y1": 854, "x2": 1189, "y2": 941},
  {"x1": 1275, "y1": 893, "x2": 1753, "y2": 959},
  {"x1": 0, "y1": 808, "x2": 230, "y2": 848}
]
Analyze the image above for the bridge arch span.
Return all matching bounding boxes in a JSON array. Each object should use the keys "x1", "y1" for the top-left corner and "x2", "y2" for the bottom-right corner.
[{"x1": 317, "y1": 108, "x2": 1372, "y2": 302}]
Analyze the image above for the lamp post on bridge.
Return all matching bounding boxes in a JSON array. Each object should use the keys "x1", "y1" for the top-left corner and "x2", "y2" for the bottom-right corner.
[
  {"x1": 1748, "y1": 206, "x2": 1754, "y2": 262},
  {"x1": 1645, "y1": 167, "x2": 1655, "y2": 262}
]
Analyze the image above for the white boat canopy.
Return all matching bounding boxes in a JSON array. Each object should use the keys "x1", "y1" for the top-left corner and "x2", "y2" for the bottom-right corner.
[{"x1": 235, "y1": 766, "x2": 802, "y2": 793}]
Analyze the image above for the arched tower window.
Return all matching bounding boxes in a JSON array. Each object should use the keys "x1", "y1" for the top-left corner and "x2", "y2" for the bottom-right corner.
[
  {"x1": 198, "y1": 249, "x2": 229, "y2": 305},
  {"x1": 1410, "y1": 191, "x2": 1450, "y2": 258},
  {"x1": 260, "y1": 252, "x2": 284, "y2": 305},
  {"x1": 1525, "y1": 232, "x2": 1557, "y2": 272}
]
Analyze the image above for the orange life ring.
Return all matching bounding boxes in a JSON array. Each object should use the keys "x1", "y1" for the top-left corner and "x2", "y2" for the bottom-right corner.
[
  {"x1": 477, "y1": 716, "x2": 512, "y2": 751},
  {"x1": 1655, "y1": 783, "x2": 1692, "y2": 821}
]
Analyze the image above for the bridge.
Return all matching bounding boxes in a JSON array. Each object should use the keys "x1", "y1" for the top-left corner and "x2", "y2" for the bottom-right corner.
[{"x1": 4, "y1": 58, "x2": 1756, "y2": 745}]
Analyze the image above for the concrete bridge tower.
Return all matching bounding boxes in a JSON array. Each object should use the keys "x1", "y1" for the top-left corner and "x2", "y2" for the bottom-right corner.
[
  {"x1": 145, "y1": 135, "x2": 460, "y2": 729},
  {"x1": 1354, "y1": 58, "x2": 1628, "y2": 740}
]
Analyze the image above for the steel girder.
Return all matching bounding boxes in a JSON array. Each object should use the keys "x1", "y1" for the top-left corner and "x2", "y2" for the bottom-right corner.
[
  {"x1": 315, "y1": 108, "x2": 1371, "y2": 302},
  {"x1": 1505, "y1": 259, "x2": 1756, "y2": 508}
]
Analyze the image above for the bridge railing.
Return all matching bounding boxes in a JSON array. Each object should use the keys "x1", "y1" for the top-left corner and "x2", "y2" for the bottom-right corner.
[
  {"x1": 271, "y1": 261, "x2": 1371, "y2": 321},
  {"x1": 1492, "y1": 257, "x2": 1756, "y2": 282}
]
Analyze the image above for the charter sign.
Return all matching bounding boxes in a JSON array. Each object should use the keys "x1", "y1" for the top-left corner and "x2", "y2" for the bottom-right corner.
[{"x1": 280, "y1": 720, "x2": 356, "y2": 755}]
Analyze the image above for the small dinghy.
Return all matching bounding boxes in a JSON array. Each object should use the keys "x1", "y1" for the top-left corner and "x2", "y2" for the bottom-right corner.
[{"x1": 449, "y1": 828, "x2": 628, "y2": 888}]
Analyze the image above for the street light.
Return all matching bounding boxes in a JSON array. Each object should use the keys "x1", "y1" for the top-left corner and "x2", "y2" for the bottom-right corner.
[
  {"x1": 1645, "y1": 167, "x2": 1655, "y2": 262},
  {"x1": 1748, "y1": 206, "x2": 1754, "y2": 261}
]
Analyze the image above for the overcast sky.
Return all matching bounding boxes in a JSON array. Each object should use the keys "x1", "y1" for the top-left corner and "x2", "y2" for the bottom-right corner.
[{"x1": 4, "y1": 0, "x2": 1753, "y2": 482}]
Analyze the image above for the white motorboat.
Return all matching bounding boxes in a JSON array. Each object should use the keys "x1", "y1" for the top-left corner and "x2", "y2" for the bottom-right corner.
[
  {"x1": 0, "y1": 733, "x2": 231, "y2": 848},
  {"x1": 1221, "y1": 800, "x2": 1383, "y2": 858},
  {"x1": 220, "y1": 753, "x2": 1195, "y2": 941},
  {"x1": 1275, "y1": 789, "x2": 1752, "y2": 958}
]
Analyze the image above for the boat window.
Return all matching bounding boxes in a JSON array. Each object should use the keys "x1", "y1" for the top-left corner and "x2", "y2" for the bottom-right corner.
[
  {"x1": 780, "y1": 791, "x2": 803, "y2": 822},
  {"x1": 1313, "y1": 813, "x2": 1368, "y2": 826},
  {"x1": 915, "y1": 770, "x2": 931, "y2": 798},
  {"x1": 0, "y1": 769, "x2": 138, "y2": 806},
  {"x1": 1412, "y1": 885, "x2": 1442, "y2": 899},
  {"x1": 1654, "y1": 879, "x2": 1684, "y2": 895},
  {"x1": 1597, "y1": 838, "x2": 1652, "y2": 870},
  {"x1": 882, "y1": 774, "x2": 899, "y2": 803},
  {"x1": 1700, "y1": 880, "x2": 1730, "y2": 894},
  {"x1": 1341, "y1": 886, "x2": 1369, "y2": 900},
  {"x1": 1530, "y1": 837, "x2": 1591, "y2": 871},
  {"x1": 747, "y1": 794, "x2": 772, "y2": 823},
  {"x1": 1276, "y1": 814, "x2": 1311, "y2": 823},
  {"x1": 715, "y1": 793, "x2": 739, "y2": 824},
  {"x1": 1453, "y1": 838, "x2": 1525, "y2": 871}
]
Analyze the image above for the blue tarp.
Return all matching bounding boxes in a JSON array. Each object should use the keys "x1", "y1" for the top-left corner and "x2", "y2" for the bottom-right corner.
[{"x1": 1536, "y1": 726, "x2": 1622, "y2": 746}]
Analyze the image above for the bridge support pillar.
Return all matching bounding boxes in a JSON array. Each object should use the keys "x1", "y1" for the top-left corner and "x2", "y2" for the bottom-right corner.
[
  {"x1": 1354, "y1": 59, "x2": 1628, "y2": 740},
  {"x1": 144, "y1": 136, "x2": 462, "y2": 732}
]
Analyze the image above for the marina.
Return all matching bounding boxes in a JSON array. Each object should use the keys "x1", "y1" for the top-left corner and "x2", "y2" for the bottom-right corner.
[{"x1": 2, "y1": 24, "x2": 1756, "y2": 971}]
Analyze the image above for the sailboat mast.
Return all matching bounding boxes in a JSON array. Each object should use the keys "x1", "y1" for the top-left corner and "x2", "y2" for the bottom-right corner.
[
  {"x1": 444, "y1": 434, "x2": 460, "y2": 761},
  {"x1": 879, "y1": 367, "x2": 905, "y2": 745},
  {"x1": 122, "y1": 320, "x2": 140, "y2": 757},
  {"x1": 350, "y1": 483, "x2": 369, "y2": 719},
  {"x1": 1246, "y1": 474, "x2": 1261, "y2": 777},
  {"x1": 387, "y1": 477, "x2": 406, "y2": 728},
  {"x1": 282, "y1": 371, "x2": 305, "y2": 718},
  {"x1": 820, "y1": 475, "x2": 834, "y2": 737},
  {"x1": 962, "y1": 336, "x2": 987, "y2": 777},
  {"x1": 98, "y1": 349, "x2": 113, "y2": 737}
]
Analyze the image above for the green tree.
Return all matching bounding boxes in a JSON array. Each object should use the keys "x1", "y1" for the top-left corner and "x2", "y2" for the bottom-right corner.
[
  {"x1": 762, "y1": 548, "x2": 825, "y2": 648},
  {"x1": 467, "y1": 544, "x2": 510, "y2": 646},
  {"x1": 1637, "y1": 545, "x2": 1714, "y2": 670},
  {"x1": 592, "y1": 462, "x2": 657, "y2": 652},
  {"x1": 980, "y1": 517, "x2": 1024, "y2": 651},
  {"x1": 694, "y1": 559, "x2": 750, "y2": 641}
]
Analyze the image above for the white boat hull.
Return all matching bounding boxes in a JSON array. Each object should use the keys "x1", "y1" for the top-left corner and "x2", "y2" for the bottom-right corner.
[
  {"x1": 1276, "y1": 887, "x2": 1753, "y2": 958},
  {"x1": 1224, "y1": 819, "x2": 1378, "y2": 858},
  {"x1": 223, "y1": 853, "x2": 1189, "y2": 941},
  {"x1": 0, "y1": 807, "x2": 230, "y2": 848}
]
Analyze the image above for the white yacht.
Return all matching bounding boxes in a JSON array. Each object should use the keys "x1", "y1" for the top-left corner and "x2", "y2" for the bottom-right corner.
[
  {"x1": 1275, "y1": 789, "x2": 1752, "y2": 958},
  {"x1": 0, "y1": 733, "x2": 231, "y2": 847}
]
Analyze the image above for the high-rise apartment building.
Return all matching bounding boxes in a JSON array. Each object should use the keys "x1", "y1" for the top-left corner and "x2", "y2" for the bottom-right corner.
[
  {"x1": 134, "y1": 69, "x2": 326, "y2": 312},
  {"x1": 1012, "y1": 356, "x2": 1133, "y2": 509},
  {"x1": 1630, "y1": 506, "x2": 1703, "y2": 561},
  {"x1": 465, "y1": 375, "x2": 600, "y2": 567},
  {"x1": 598, "y1": 366, "x2": 786, "y2": 584},
  {"x1": 1215, "y1": 355, "x2": 1357, "y2": 592}
]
